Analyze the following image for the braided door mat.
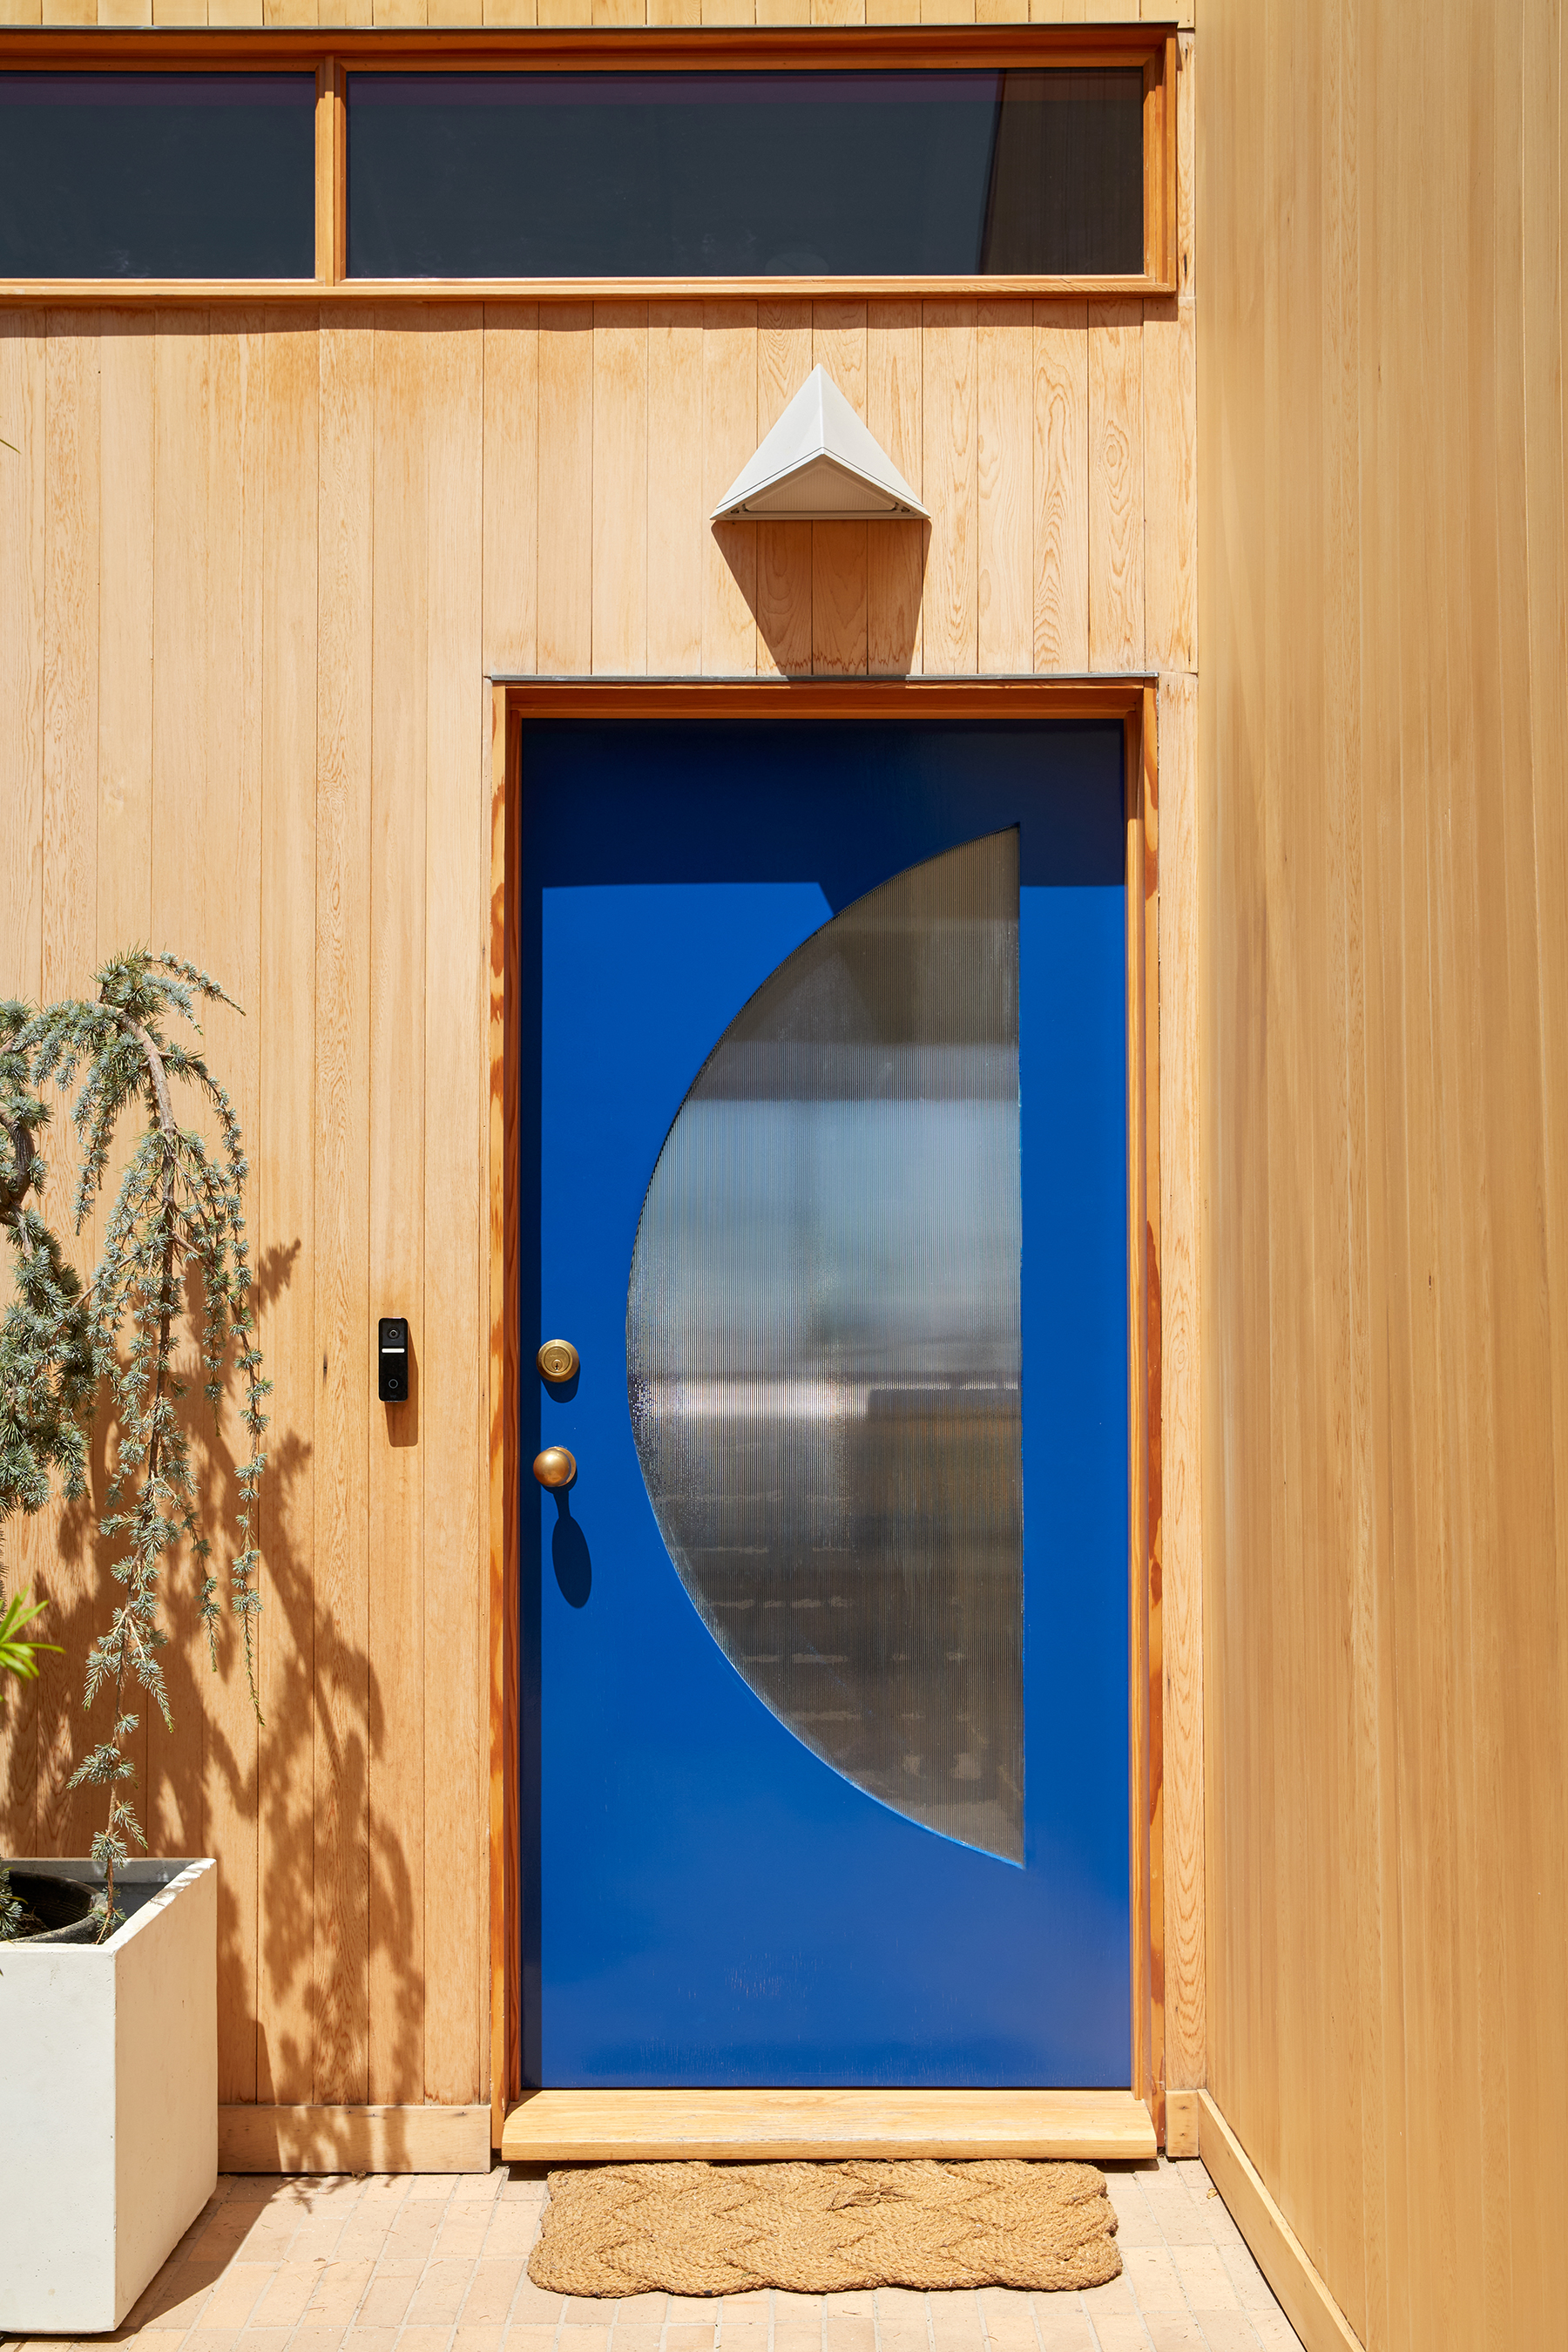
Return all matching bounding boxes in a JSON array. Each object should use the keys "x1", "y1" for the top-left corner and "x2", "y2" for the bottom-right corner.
[{"x1": 527, "y1": 2159, "x2": 1122, "y2": 2296}]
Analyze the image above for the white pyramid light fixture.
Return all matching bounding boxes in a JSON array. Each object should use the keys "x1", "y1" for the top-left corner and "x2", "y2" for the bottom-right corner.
[{"x1": 712, "y1": 365, "x2": 928, "y2": 523}]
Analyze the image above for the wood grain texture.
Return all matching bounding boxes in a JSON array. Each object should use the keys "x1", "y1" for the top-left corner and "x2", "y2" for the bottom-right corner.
[
  {"x1": 1156, "y1": 670, "x2": 1202, "y2": 2095},
  {"x1": 196, "y1": 313, "x2": 266, "y2": 2105},
  {"x1": 481, "y1": 306, "x2": 539, "y2": 676},
  {"x1": 14, "y1": 0, "x2": 1193, "y2": 17},
  {"x1": 977, "y1": 299, "x2": 1031, "y2": 674},
  {"x1": 811, "y1": 301, "x2": 868, "y2": 676},
  {"x1": 1197, "y1": 2097, "x2": 1362, "y2": 2352},
  {"x1": 313, "y1": 308, "x2": 375, "y2": 2105},
  {"x1": 504, "y1": 2088, "x2": 1158, "y2": 2164},
  {"x1": 1165, "y1": 2087, "x2": 1199, "y2": 2160},
  {"x1": 591, "y1": 302, "x2": 648, "y2": 674},
  {"x1": 1032, "y1": 301, "x2": 1089, "y2": 671},
  {"x1": 0, "y1": 314, "x2": 47, "y2": 1874},
  {"x1": 0, "y1": 319, "x2": 45, "y2": 1003},
  {"x1": 37, "y1": 317, "x2": 102, "y2": 1864},
  {"x1": 1175, "y1": 30, "x2": 1194, "y2": 296},
  {"x1": 866, "y1": 300, "x2": 923, "y2": 675},
  {"x1": 219, "y1": 2103, "x2": 492, "y2": 2173},
  {"x1": 1088, "y1": 301, "x2": 1143, "y2": 670},
  {"x1": 254, "y1": 316, "x2": 319, "y2": 2108},
  {"x1": 921, "y1": 301, "x2": 977, "y2": 673},
  {"x1": 1142, "y1": 296, "x2": 1195, "y2": 673},
  {"x1": 1202, "y1": 2, "x2": 1568, "y2": 2342},
  {"x1": 646, "y1": 303, "x2": 704, "y2": 674},
  {"x1": 96, "y1": 318, "x2": 154, "y2": 966},
  {"x1": 701, "y1": 301, "x2": 757, "y2": 675},
  {"x1": 314, "y1": 63, "x2": 343, "y2": 283},
  {"x1": 149, "y1": 313, "x2": 212, "y2": 1864},
  {"x1": 487, "y1": 688, "x2": 520, "y2": 2139},
  {"x1": 420, "y1": 308, "x2": 486, "y2": 2104},
  {"x1": 91, "y1": 315, "x2": 156, "y2": 1847},
  {"x1": 366, "y1": 308, "x2": 428, "y2": 2106},
  {"x1": 537, "y1": 306, "x2": 593, "y2": 674},
  {"x1": 754, "y1": 299, "x2": 812, "y2": 677}
]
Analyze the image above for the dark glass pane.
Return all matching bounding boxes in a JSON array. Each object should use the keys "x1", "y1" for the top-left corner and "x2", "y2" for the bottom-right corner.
[
  {"x1": 627, "y1": 831, "x2": 1024, "y2": 1863},
  {"x1": 348, "y1": 71, "x2": 1145, "y2": 279},
  {"x1": 0, "y1": 75, "x2": 315, "y2": 279},
  {"x1": 983, "y1": 71, "x2": 1146, "y2": 274}
]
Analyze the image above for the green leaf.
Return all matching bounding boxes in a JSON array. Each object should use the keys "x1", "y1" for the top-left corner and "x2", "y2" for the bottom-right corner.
[{"x1": 0, "y1": 1587, "x2": 63, "y2": 1682}]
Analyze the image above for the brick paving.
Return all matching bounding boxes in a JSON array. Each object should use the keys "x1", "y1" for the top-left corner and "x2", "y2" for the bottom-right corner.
[{"x1": 3, "y1": 2156, "x2": 1303, "y2": 2352}]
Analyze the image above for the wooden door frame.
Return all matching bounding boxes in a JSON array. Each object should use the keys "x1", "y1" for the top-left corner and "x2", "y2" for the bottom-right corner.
[{"x1": 486, "y1": 675, "x2": 1165, "y2": 2149}]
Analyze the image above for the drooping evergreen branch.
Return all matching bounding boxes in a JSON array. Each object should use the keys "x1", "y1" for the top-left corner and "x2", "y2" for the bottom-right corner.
[
  {"x1": 1, "y1": 1002, "x2": 95, "y2": 1560},
  {"x1": 19, "y1": 953, "x2": 271, "y2": 1936},
  {"x1": 1, "y1": 1004, "x2": 93, "y2": 1943}
]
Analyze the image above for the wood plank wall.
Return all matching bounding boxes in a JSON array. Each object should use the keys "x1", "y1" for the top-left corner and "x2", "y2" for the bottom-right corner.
[
  {"x1": 0, "y1": 2, "x2": 1191, "y2": 29},
  {"x1": 0, "y1": 43, "x2": 1199, "y2": 2114},
  {"x1": 1200, "y1": 0, "x2": 1568, "y2": 2342}
]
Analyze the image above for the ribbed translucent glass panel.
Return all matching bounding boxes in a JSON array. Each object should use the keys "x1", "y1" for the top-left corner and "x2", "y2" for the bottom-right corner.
[{"x1": 627, "y1": 831, "x2": 1024, "y2": 1862}]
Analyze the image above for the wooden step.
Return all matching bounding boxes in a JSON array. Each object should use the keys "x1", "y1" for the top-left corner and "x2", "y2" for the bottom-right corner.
[{"x1": 501, "y1": 2088, "x2": 1156, "y2": 2166}]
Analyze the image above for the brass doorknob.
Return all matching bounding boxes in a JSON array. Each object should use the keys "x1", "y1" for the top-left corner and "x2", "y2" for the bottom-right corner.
[
  {"x1": 537, "y1": 1338, "x2": 580, "y2": 1383},
  {"x1": 532, "y1": 1445, "x2": 578, "y2": 1490}
]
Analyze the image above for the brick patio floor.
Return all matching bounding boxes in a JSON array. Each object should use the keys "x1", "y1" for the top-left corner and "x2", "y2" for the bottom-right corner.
[{"x1": 3, "y1": 2157, "x2": 1304, "y2": 2352}]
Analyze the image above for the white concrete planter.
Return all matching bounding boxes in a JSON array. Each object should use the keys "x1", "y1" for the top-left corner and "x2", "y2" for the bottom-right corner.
[{"x1": 0, "y1": 1856, "x2": 218, "y2": 2334}]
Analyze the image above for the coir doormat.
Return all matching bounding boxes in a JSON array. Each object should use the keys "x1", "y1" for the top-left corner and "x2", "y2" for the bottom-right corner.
[{"x1": 526, "y1": 2159, "x2": 1122, "y2": 2296}]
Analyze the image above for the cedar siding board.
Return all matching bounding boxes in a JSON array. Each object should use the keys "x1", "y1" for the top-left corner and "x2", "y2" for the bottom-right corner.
[{"x1": 1201, "y1": 0, "x2": 1568, "y2": 2341}]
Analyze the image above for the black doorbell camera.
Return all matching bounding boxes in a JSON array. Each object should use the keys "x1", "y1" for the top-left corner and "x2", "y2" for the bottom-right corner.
[{"x1": 378, "y1": 1317, "x2": 409, "y2": 1402}]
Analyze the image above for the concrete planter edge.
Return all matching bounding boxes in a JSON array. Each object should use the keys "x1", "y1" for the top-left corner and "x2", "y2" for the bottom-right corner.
[{"x1": 0, "y1": 1855, "x2": 219, "y2": 2334}]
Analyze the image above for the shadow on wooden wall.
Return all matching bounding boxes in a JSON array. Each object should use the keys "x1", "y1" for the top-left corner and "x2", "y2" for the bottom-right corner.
[
  {"x1": 720, "y1": 515, "x2": 929, "y2": 679},
  {"x1": 0, "y1": 1231, "x2": 426, "y2": 2113}
]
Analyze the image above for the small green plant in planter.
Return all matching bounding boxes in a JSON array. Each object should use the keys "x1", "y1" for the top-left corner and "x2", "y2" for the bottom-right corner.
[
  {"x1": 0, "y1": 955, "x2": 269, "y2": 1937},
  {"x1": 0, "y1": 1584, "x2": 64, "y2": 1937},
  {"x1": 0, "y1": 1583, "x2": 57, "y2": 1936}
]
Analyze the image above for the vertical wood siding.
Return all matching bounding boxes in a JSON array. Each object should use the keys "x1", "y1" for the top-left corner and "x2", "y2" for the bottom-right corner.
[
  {"x1": 0, "y1": 274, "x2": 1200, "y2": 2108},
  {"x1": 1201, "y1": 0, "x2": 1568, "y2": 2340}
]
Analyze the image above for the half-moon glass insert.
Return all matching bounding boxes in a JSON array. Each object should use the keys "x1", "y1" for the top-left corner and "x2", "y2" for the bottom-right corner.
[{"x1": 626, "y1": 830, "x2": 1024, "y2": 1862}]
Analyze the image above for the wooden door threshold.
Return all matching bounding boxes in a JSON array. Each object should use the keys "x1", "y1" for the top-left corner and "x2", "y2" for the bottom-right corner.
[{"x1": 502, "y1": 2089, "x2": 1156, "y2": 2165}]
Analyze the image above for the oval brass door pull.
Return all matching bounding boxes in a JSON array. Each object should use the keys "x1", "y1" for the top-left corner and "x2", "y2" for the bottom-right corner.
[
  {"x1": 537, "y1": 1338, "x2": 580, "y2": 1383},
  {"x1": 533, "y1": 1445, "x2": 578, "y2": 1490}
]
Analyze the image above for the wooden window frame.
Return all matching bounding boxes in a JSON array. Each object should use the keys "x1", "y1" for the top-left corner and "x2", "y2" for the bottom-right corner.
[
  {"x1": 0, "y1": 27, "x2": 1178, "y2": 304},
  {"x1": 486, "y1": 675, "x2": 1166, "y2": 2148}
]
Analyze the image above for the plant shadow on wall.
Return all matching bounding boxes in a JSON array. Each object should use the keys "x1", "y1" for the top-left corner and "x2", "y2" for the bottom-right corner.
[
  {"x1": 0, "y1": 960, "x2": 267, "y2": 1933},
  {"x1": 0, "y1": 965, "x2": 422, "y2": 2141},
  {"x1": 719, "y1": 517, "x2": 929, "y2": 676},
  {"x1": 244, "y1": 1411, "x2": 424, "y2": 2134}
]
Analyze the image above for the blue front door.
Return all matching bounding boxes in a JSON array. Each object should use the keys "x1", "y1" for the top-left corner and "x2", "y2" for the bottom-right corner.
[{"x1": 520, "y1": 720, "x2": 1129, "y2": 2089}]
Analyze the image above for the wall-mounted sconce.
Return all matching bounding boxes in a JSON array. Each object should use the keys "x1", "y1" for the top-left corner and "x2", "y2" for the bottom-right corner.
[{"x1": 711, "y1": 365, "x2": 928, "y2": 523}]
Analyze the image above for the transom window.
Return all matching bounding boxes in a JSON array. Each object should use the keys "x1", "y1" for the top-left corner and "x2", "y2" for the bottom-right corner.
[
  {"x1": 0, "y1": 73, "x2": 315, "y2": 280},
  {"x1": 346, "y1": 71, "x2": 1144, "y2": 280},
  {"x1": 0, "y1": 38, "x2": 1175, "y2": 292}
]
